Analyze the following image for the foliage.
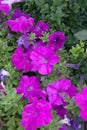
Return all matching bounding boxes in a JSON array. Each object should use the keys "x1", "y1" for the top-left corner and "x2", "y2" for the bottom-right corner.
[{"x1": 16, "y1": 0, "x2": 87, "y2": 48}]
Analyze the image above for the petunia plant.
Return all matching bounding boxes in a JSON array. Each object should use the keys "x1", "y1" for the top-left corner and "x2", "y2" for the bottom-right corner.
[{"x1": 0, "y1": 1, "x2": 87, "y2": 130}]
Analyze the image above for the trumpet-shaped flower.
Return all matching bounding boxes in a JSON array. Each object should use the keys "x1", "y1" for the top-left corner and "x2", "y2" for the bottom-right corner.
[
  {"x1": 48, "y1": 32, "x2": 66, "y2": 51},
  {"x1": 47, "y1": 78, "x2": 77, "y2": 105},
  {"x1": 12, "y1": 47, "x2": 31, "y2": 72},
  {"x1": 12, "y1": 8, "x2": 30, "y2": 19},
  {"x1": 20, "y1": 99, "x2": 52, "y2": 130},
  {"x1": 75, "y1": 86, "x2": 87, "y2": 121},
  {"x1": 32, "y1": 21, "x2": 49, "y2": 38},
  {"x1": 8, "y1": 16, "x2": 34, "y2": 33},
  {"x1": 16, "y1": 76, "x2": 41, "y2": 102},
  {"x1": 0, "y1": 3, "x2": 10, "y2": 14},
  {"x1": 30, "y1": 46, "x2": 60, "y2": 75}
]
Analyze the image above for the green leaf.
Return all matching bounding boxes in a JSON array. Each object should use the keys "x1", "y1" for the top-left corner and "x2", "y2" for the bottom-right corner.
[{"x1": 74, "y1": 30, "x2": 87, "y2": 40}]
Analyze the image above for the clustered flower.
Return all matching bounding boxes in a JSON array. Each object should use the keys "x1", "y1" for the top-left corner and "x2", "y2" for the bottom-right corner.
[{"x1": 1, "y1": 4, "x2": 87, "y2": 130}]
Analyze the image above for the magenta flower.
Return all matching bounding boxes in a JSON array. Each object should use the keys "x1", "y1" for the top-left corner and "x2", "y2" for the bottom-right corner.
[
  {"x1": 20, "y1": 99, "x2": 52, "y2": 130},
  {"x1": 48, "y1": 32, "x2": 66, "y2": 51},
  {"x1": 32, "y1": 21, "x2": 49, "y2": 37},
  {"x1": 12, "y1": 47, "x2": 31, "y2": 72},
  {"x1": 30, "y1": 46, "x2": 60, "y2": 75},
  {"x1": 0, "y1": 3, "x2": 10, "y2": 14},
  {"x1": 12, "y1": 8, "x2": 30, "y2": 19},
  {"x1": 16, "y1": 76, "x2": 41, "y2": 102},
  {"x1": 47, "y1": 78, "x2": 77, "y2": 105},
  {"x1": 8, "y1": 16, "x2": 34, "y2": 33},
  {"x1": 74, "y1": 86, "x2": 87, "y2": 121}
]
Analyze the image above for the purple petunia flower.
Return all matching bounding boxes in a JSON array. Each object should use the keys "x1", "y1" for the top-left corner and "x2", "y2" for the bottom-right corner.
[
  {"x1": 0, "y1": 3, "x2": 10, "y2": 14},
  {"x1": 12, "y1": 47, "x2": 31, "y2": 72},
  {"x1": 20, "y1": 99, "x2": 52, "y2": 130},
  {"x1": 32, "y1": 21, "x2": 49, "y2": 38},
  {"x1": 12, "y1": 8, "x2": 30, "y2": 19},
  {"x1": 30, "y1": 46, "x2": 60, "y2": 75},
  {"x1": 47, "y1": 78, "x2": 77, "y2": 105},
  {"x1": 8, "y1": 16, "x2": 34, "y2": 33},
  {"x1": 74, "y1": 86, "x2": 87, "y2": 121},
  {"x1": 48, "y1": 32, "x2": 66, "y2": 51},
  {"x1": 16, "y1": 75, "x2": 41, "y2": 102}
]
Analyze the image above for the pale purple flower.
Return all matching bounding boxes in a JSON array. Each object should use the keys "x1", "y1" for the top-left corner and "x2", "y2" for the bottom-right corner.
[
  {"x1": 17, "y1": 35, "x2": 29, "y2": 49},
  {"x1": 47, "y1": 78, "x2": 77, "y2": 105},
  {"x1": 12, "y1": 8, "x2": 30, "y2": 19},
  {"x1": 74, "y1": 86, "x2": 87, "y2": 121},
  {"x1": 32, "y1": 21, "x2": 49, "y2": 37},
  {"x1": 48, "y1": 32, "x2": 66, "y2": 51},
  {"x1": 65, "y1": 63, "x2": 80, "y2": 70},
  {"x1": 12, "y1": 47, "x2": 31, "y2": 72},
  {"x1": 0, "y1": 69, "x2": 10, "y2": 81},
  {"x1": 30, "y1": 46, "x2": 60, "y2": 75},
  {"x1": 16, "y1": 76, "x2": 41, "y2": 102},
  {"x1": 1, "y1": 0, "x2": 23, "y2": 7},
  {"x1": 20, "y1": 99, "x2": 52, "y2": 130}
]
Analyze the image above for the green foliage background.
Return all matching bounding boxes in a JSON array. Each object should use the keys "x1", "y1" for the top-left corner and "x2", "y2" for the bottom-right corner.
[{"x1": 16, "y1": 0, "x2": 87, "y2": 48}]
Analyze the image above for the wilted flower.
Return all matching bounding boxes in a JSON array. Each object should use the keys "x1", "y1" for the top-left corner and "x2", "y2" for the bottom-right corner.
[
  {"x1": 65, "y1": 63, "x2": 80, "y2": 70},
  {"x1": 0, "y1": 82, "x2": 6, "y2": 96},
  {"x1": 80, "y1": 75, "x2": 85, "y2": 86}
]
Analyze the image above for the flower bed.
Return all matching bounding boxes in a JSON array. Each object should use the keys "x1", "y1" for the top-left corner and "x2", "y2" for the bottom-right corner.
[{"x1": 0, "y1": 0, "x2": 87, "y2": 130}]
